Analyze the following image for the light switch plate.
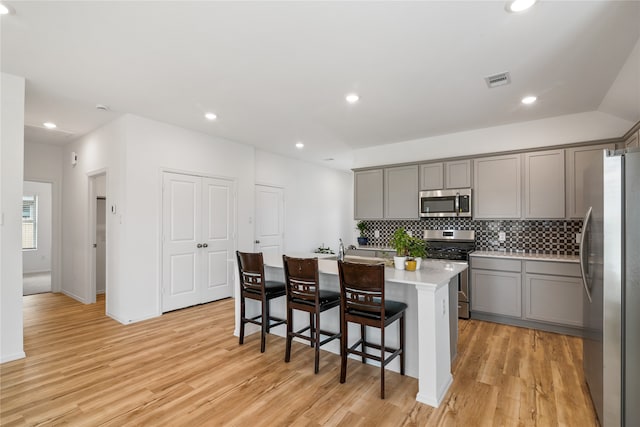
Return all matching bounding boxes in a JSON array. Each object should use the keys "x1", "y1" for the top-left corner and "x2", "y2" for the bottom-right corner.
[
  {"x1": 576, "y1": 233, "x2": 582, "y2": 244},
  {"x1": 498, "y1": 231, "x2": 506, "y2": 241},
  {"x1": 374, "y1": 230, "x2": 380, "y2": 238}
]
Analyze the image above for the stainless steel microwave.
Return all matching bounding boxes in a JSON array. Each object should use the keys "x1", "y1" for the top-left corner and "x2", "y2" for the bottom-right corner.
[{"x1": 419, "y1": 189, "x2": 472, "y2": 218}]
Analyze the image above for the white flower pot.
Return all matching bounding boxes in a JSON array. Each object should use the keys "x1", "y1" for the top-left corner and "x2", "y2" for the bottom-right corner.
[
  {"x1": 393, "y1": 256, "x2": 406, "y2": 270},
  {"x1": 415, "y1": 257, "x2": 422, "y2": 270}
]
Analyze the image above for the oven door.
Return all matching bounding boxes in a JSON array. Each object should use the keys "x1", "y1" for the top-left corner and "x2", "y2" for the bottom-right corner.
[{"x1": 419, "y1": 189, "x2": 471, "y2": 217}]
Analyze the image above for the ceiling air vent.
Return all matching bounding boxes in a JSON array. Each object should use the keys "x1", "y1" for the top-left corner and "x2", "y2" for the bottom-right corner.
[{"x1": 484, "y1": 72, "x2": 511, "y2": 88}]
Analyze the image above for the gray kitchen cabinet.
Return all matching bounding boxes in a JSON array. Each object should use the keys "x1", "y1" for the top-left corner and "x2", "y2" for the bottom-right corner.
[
  {"x1": 625, "y1": 129, "x2": 639, "y2": 149},
  {"x1": 420, "y1": 160, "x2": 471, "y2": 190},
  {"x1": 384, "y1": 165, "x2": 419, "y2": 219},
  {"x1": 473, "y1": 154, "x2": 522, "y2": 219},
  {"x1": 524, "y1": 149, "x2": 565, "y2": 219},
  {"x1": 471, "y1": 268, "x2": 522, "y2": 318},
  {"x1": 565, "y1": 143, "x2": 615, "y2": 219},
  {"x1": 354, "y1": 169, "x2": 383, "y2": 219},
  {"x1": 419, "y1": 163, "x2": 444, "y2": 190},
  {"x1": 524, "y1": 261, "x2": 583, "y2": 327},
  {"x1": 445, "y1": 160, "x2": 472, "y2": 189}
]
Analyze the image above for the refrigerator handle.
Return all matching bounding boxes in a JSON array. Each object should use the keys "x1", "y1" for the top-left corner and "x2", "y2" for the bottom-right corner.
[{"x1": 580, "y1": 206, "x2": 593, "y2": 303}]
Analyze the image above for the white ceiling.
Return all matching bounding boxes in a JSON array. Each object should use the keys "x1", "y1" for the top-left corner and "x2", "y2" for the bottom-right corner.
[{"x1": 2, "y1": 1, "x2": 639, "y2": 169}]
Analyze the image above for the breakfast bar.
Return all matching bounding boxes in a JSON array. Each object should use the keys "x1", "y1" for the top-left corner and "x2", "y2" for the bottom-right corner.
[{"x1": 234, "y1": 252, "x2": 468, "y2": 407}]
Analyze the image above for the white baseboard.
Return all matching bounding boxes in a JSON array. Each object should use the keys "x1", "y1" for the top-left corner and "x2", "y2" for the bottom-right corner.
[
  {"x1": 107, "y1": 310, "x2": 160, "y2": 325},
  {"x1": 1, "y1": 351, "x2": 26, "y2": 364},
  {"x1": 61, "y1": 289, "x2": 89, "y2": 304}
]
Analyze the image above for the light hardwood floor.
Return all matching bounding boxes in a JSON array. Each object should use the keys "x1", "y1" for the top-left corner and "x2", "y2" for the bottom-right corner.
[{"x1": 1, "y1": 293, "x2": 598, "y2": 426}]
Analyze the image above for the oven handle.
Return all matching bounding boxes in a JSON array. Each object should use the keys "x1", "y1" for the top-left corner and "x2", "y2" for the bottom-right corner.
[{"x1": 455, "y1": 193, "x2": 460, "y2": 216}]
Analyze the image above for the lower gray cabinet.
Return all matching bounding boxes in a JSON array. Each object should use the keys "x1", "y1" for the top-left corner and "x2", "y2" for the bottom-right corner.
[
  {"x1": 471, "y1": 269, "x2": 522, "y2": 318},
  {"x1": 524, "y1": 274, "x2": 584, "y2": 327}
]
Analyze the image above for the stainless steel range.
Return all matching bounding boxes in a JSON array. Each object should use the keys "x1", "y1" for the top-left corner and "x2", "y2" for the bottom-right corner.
[{"x1": 424, "y1": 230, "x2": 475, "y2": 319}]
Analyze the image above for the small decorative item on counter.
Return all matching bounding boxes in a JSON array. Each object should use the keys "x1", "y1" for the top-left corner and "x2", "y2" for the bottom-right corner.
[
  {"x1": 356, "y1": 220, "x2": 369, "y2": 246},
  {"x1": 405, "y1": 259, "x2": 417, "y2": 271},
  {"x1": 390, "y1": 227, "x2": 410, "y2": 270},
  {"x1": 314, "y1": 244, "x2": 334, "y2": 254}
]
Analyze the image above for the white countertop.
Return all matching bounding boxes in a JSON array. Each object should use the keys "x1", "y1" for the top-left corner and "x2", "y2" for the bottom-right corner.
[
  {"x1": 263, "y1": 252, "x2": 468, "y2": 288},
  {"x1": 353, "y1": 245, "x2": 395, "y2": 251},
  {"x1": 470, "y1": 250, "x2": 579, "y2": 263}
]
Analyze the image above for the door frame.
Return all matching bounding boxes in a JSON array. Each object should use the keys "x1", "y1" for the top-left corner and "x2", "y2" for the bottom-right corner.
[
  {"x1": 159, "y1": 168, "x2": 238, "y2": 313},
  {"x1": 87, "y1": 169, "x2": 107, "y2": 305},
  {"x1": 21, "y1": 178, "x2": 60, "y2": 293}
]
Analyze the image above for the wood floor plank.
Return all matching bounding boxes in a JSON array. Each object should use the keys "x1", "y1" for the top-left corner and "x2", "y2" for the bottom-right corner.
[{"x1": 1, "y1": 293, "x2": 599, "y2": 426}]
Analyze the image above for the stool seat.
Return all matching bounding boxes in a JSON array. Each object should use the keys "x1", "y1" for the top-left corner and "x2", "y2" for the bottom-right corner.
[
  {"x1": 244, "y1": 280, "x2": 286, "y2": 296},
  {"x1": 283, "y1": 256, "x2": 341, "y2": 374},
  {"x1": 347, "y1": 299, "x2": 407, "y2": 320}
]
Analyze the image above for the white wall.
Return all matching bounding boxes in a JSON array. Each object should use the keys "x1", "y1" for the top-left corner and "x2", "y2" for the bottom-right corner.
[
  {"x1": 599, "y1": 37, "x2": 640, "y2": 123},
  {"x1": 22, "y1": 181, "x2": 52, "y2": 274},
  {"x1": 255, "y1": 149, "x2": 353, "y2": 251},
  {"x1": 351, "y1": 111, "x2": 634, "y2": 168},
  {"x1": 1, "y1": 72, "x2": 26, "y2": 362},
  {"x1": 24, "y1": 141, "x2": 63, "y2": 291}
]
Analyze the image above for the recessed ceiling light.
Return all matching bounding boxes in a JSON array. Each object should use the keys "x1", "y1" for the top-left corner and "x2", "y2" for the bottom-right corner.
[
  {"x1": 0, "y1": 3, "x2": 11, "y2": 15},
  {"x1": 43, "y1": 122, "x2": 57, "y2": 129},
  {"x1": 345, "y1": 93, "x2": 360, "y2": 104},
  {"x1": 296, "y1": 142, "x2": 304, "y2": 149},
  {"x1": 204, "y1": 112, "x2": 217, "y2": 121},
  {"x1": 521, "y1": 95, "x2": 537, "y2": 105},
  {"x1": 506, "y1": 0, "x2": 537, "y2": 13}
]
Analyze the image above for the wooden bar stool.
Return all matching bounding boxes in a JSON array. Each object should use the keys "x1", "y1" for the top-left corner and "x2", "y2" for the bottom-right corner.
[
  {"x1": 236, "y1": 251, "x2": 286, "y2": 353},
  {"x1": 282, "y1": 255, "x2": 341, "y2": 374},
  {"x1": 337, "y1": 260, "x2": 406, "y2": 399}
]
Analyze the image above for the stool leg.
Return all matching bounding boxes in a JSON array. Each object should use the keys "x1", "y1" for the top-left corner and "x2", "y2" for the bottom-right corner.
[
  {"x1": 400, "y1": 313, "x2": 405, "y2": 376},
  {"x1": 239, "y1": 293, "x2": 246, "y2": 345},
  {"x1": 380, "y1": 326, "x2": 385, "y2": 399},
  {"x1": 361, "y1": 324, "x2": 366, "y2": 364},
  {"x1": 285, "y1": 305, "x2": 293, "y2": 362},
  {"x1": 340, "y1": 318, "x2": 347, "y2": 384},
  {"x1": 261, "y1": 297, "x2": 268, "y2": 353},
  {"x1": 314, "y1": 310, "x2": 321, "y2": 374},
  {"x1": 309, "y1": 312, "x2": 314, "y2": 348}
]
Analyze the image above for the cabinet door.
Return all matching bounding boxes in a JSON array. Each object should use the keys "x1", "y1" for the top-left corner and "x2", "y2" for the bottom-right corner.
[
  {"x1": 565, "y1": 143, "x2": 614, "y2": 219},
  {"x1": 419, "y1": 163, "x2": 443, "y2": 190},
  {"x1": 445, "y1": 160, "x2": 472, "y2": 189},
  {"x1": 625, "y1": 130, "x2": 639, "y2": 149},
  {"x1": 524, "y1": 150, "x2": 565, "y2": 219},
  {"x1": 354, "y1": 169, "x2": 383, "y2": 219},
  {"x1": 524, "y1": 274, "x2": 584, "y2": 327},
  {"x1": 385, "y1": 165, "x2": 419, "y2": 219},
  {"x1": 471, "y1": 269, "x2": 522, "y2": 318},
  {"x1": 473, "y1": 154, "x2": 522, "y2": 219}
]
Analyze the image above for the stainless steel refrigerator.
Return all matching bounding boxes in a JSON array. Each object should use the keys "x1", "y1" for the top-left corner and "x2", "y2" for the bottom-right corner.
[{"x1": 581, "y1": 148, "x2": 639, "y2": 426}]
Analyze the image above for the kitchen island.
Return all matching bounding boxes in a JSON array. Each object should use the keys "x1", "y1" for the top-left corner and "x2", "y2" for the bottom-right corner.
[{"x1": 234, "y1": 252, "x2": 468, "y2": 407}]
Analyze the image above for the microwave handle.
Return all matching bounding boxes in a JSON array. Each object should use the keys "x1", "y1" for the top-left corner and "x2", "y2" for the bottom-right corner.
[{"x1": 455, "y1": 193, "x2": 460, "y2": 216}]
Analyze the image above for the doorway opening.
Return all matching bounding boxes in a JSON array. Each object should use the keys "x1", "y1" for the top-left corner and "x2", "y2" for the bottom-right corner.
[
  {"x1": 22, "y1": 181, "x2": 53, "y2": 295},
  {"x1": 89, "y1": 172, "x2": 107, "y2": 304}
]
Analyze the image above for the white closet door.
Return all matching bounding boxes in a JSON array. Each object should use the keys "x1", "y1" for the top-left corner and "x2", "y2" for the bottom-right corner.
[
  {"x1": 162, "y1": 173, "x2": 202, "y2": 312},
  {"x1": 255, "y1": 185, "x2": 284, "y2": 256},
  {"x1": 201, "y1": 177, "x2": 235, "y2": 302}
]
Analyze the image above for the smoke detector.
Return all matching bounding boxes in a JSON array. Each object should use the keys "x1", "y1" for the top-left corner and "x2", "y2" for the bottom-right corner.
[
  {"x1": 95, "y1": 104, "x2": 110, "y2": 111},
  {"x1": 484, "y1": 72, "x2": 511, "y2": 88}
]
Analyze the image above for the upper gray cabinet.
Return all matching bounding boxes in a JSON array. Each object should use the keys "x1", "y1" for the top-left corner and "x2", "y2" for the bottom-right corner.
[
  {"x1": 625, "y1": 129, "x2": 639, "y2": 149},
  {"x1": 474, "y1": 154, "x2": 522, "y2": 219},
  {"x1": 419, "y1": 163, "x2": 443, "y2": 190},
  {"x1": 420, "y1": 160, "x2": 471, "y2": 190},
  {"x1": 384, "y1": 165, "x2": 419, "y2": 219},
  {"x1": 524, "y1": 150, "x2": 565, "y2": 219},
  {"x1": 445, "y1": 160, "x2": 472, "y2": 189},
  {"x1": 565, "y1": 143, "x2": 615, "y2": 219},
  {"x1": 354, "y1": 169, "x2": 383, "y2": 219}
]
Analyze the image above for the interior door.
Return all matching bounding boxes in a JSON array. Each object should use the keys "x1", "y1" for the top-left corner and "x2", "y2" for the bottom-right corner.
[
  {"x1": 255, "y1": 185, "x2": 284, "y2": 255},
  {"x1": 162, "y1": 173, "x2": 202, "y2": 312},
  {"x1": 201, "y1": 177, "x2": 235, "y2": 302}
]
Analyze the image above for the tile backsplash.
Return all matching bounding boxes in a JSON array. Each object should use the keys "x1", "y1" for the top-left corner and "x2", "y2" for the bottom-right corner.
[{"x1": 361, "y1": 218, "x2": 583, "y2": 255}]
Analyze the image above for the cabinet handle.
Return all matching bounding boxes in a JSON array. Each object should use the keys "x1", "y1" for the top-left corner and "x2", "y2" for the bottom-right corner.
[
  {"x1": 197, "y1": 243, "x2": 203, "y2": 248},
  {"x1": 202, "y1": 243, "x2": 208, "y2": 248}
]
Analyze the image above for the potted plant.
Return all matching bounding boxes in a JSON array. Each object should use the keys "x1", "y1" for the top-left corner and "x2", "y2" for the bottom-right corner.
[
  {"x1": 356, "y1": 220, "x2": 369, "y2": 246},
  {"x1": 407, "y1": 236, "x2": 427, "y2": 270},
  {"x1": 390, "y1": 227, "x2": 410, "y2": 270}
]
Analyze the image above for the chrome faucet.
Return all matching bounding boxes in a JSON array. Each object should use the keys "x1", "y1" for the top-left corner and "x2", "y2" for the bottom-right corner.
[{"x1": 338, "y1": 238, "x2": 345, "y2": 261}]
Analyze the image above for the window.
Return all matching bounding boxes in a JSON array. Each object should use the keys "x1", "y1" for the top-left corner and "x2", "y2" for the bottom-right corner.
[{"x1": 22, "y1": 195, "x2": 37, "y2": 250}]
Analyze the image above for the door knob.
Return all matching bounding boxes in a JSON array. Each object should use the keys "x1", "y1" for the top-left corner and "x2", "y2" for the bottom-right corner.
[
  {"x1": 255, "y1": 240, "x2": 260, "y2": 244},
  {"x1": 202, "y1": 243, "x2": 208, "y2": 248},
  {"x1": 197, "y1": 243, "x2": 203, "y2": 248}
]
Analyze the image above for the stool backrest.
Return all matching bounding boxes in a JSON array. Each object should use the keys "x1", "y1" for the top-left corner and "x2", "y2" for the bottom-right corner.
[
  {"x1": 282, "y1": 256, "x2": 320, "y2": 304},
  {"x1": 236, "y1": 251, "x2": 266, "y2": 294},
  {"x1": 337, "y1": 261, "x2": 385, "y2": 318}
]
